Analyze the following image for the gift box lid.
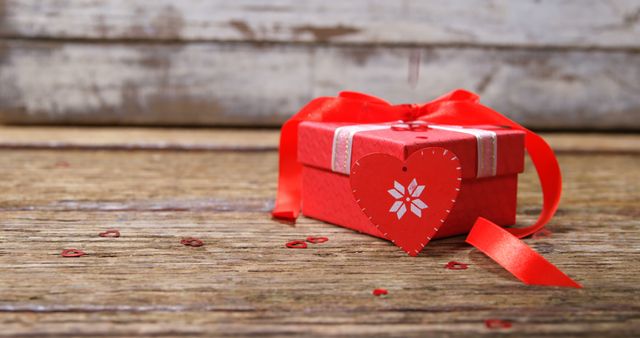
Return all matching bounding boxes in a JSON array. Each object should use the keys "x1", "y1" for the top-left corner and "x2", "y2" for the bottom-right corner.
[{"x1": 298, "y1": 121, "x2": 525, "y2": 180}]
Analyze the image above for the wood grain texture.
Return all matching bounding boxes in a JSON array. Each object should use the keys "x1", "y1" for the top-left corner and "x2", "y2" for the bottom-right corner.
[
  {"x1": 1, "y1": 41, "x2": 639, "y2": 129},
  {"x1": 1, "y1": 126, "x2": 639, "y2": 154},
  {"x1": 1, "y1": 0, "x2": 639, "y2": 49},
  {"x1": 541, "y1": 133, "x2": 640, "y2": 154},
  {"x1": 0, "y1": 126, "x2": 279, "y2": 151},
  {"x1": 0, "y1": 129, "x2": 639, "y2": 337}
]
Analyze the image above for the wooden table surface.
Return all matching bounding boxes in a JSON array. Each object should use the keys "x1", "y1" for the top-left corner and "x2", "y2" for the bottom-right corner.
[{"x1": 0, "y1": 126, "x2": 638, "y2": 337}]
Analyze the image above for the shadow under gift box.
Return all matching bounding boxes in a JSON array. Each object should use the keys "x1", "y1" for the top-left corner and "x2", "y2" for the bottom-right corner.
[{"x1": 298, "y1": 122, "x2": 525, "y2": 239}]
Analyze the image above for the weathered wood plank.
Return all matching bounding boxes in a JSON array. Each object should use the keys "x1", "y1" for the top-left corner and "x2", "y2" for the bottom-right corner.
[
  {"x1": 0, "y1": 139, "x2": 639, "y2": 337},
  {"x1": 0, "y1": 41, "x2": 315, "y2": 126},
  {"x1": 1, "y1": 41, "x2": 639, "y2": 129},
  {"x1": 0, "y1": 150, "x2": 277, "y2": 212},
  {"x1": 1, "y1": 0, "x2": 639, "y2": 49},
  {"x1": 0, "y1": 210, "x2": 638, "y2": 337},
  {"x1": 0, "y1": 126, "x2": 279, "y2": 151},
  {"x1": 1, "y1": 147, "x2": 638, "y2": 217},
  {"x1": 542, "y1": 133, "x2": 640, "y2": 154},
  {"x1": 1, "y1": 126, "x2": 639, "y2": 155}
]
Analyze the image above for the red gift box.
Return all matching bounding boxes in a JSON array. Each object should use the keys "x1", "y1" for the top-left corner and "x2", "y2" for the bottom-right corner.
[
  {"x1": 273, "y1": 90, "x2": 580, "y2": 288},
  {"x1": 298, "y1": 121, "x2": 525, "y2": 239}
]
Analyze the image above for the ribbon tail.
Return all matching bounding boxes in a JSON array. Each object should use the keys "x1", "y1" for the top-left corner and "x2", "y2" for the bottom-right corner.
[
  {"x1": 466, "y1": 217, "x2": 581, "y2": 288},
  {"x1": 272, "y1": 119, "x2": 304, "y2": 221},
  {"x1": 419, "y1": 99, "x2": 563, "y2": 238},
  {"x1": 272, "y1": 97, "x2": 341, "y2": 221}
]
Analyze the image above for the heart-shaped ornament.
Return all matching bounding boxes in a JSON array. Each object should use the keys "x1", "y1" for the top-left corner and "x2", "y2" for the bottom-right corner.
[{"x1": 350, "y1": 147, "x2": 461, "y2": 256}]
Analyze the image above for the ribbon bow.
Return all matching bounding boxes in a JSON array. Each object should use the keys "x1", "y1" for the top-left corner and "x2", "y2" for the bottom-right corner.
[{"x1": 273, "y1": 89, "x2": 581, "y2": 288}]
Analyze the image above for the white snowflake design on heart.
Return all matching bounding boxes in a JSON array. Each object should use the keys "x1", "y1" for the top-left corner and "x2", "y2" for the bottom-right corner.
[{"x1": 387, "y1": 178, "x2": 428, "y2": 219}]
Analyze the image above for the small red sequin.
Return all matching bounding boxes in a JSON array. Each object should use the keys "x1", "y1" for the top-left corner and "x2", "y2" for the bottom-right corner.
[
  {"x1": 99, "y1": 229, "x2": 120, "y2": 238},
  {"x1": 286, "y1": 240, "x2": 307, "y2": 249},
  {"x1": 532, "y1": 228, "x2": 553, "y2": 240},
  {"x1": 485, "y1": 319, "x2": 512, "y2": 329},
  {"x1": 306, "y1": 236, "x2": 328, "y2": 244},
  {"x1": 61, "y1": 249, "x2": 85, "y2": 257},
  {"x1": 372, "y1": 288, "x2": 388, "y2": 296},
  {"x1": 445, "y1": 261, "x2": 468, "y2": 270},
  {"x1": 181, "y1": 237, "x2": 204, "y2": 247}
]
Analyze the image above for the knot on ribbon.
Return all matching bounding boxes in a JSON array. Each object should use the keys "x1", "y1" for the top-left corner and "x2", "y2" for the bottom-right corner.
[
  {"x1": 407, "y1": 103, "x2": 427, "y2": 121},
  {"x1": 389, "y1": 103, "x2": 428, "y2": 122}
]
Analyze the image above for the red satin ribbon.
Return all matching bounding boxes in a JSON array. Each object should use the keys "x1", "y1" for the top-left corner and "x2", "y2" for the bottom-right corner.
[{"x1": 273, "y1": 89, "x2": 581, "y2": 288}]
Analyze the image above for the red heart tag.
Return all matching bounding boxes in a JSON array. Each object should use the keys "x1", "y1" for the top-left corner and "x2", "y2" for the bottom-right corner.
[{"x1": 350, "y1": 147, "x2": 461, "y2": 256}]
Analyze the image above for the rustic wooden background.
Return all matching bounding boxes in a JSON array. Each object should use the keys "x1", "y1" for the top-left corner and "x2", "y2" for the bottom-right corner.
[
  {"x1": 1, "y1": 0, "x2": 639, "y2": 129},
  {"x1": 0, "y1": 127, "x2": 639, "y2": 337},
  {"x1": 1, "y1": 2, "x2": 639, "y2": 336}
]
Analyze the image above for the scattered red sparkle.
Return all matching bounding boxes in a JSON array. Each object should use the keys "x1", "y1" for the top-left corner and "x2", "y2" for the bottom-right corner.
[
  {"x1": 99, "y1": 229, "x2": 120, "y2": 238},
  {"x1": 61, "y1": 249, "x2": 86, "y2": 257},
  {"x1": 372, "y1": 288, "x2": 388, "y2": 296},
  {"x1": 285, "y1": 240, "x2": 307, "y2": 249},
  {"x1": 181, "y1": 237, "x2": 204, "y2": 247},
  {"x1": 485, "y1": 319, "x2": 512, "y2": 329},
  {"x1": 306, "y1": 236, "x2": 328, "y2": 244},
  {"x1": 445, "y1": 261, "x2": 468, "y2": 270}
]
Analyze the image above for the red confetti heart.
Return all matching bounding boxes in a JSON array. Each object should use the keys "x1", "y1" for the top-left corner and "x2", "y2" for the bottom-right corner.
[
  {"x1": 61, "y1": 249, "x2": 85, "y2": 257},
  {"x1": 306, "y1": 236, "x2": 328, "y2": 244},
  {"x1": 485, "y1": 319, "x2": 512, "y2": 329},
  {"x1": 372, "y1": 288, "x2": 388, "y2": 296},
  {"x1": 286, "y1": 240, "x2": 307, "y2": 249},
  {"x1": 99, "y1": 229, "x2": 120, "y2": 238},
  {"x1": 181, "y1": 237, "x2": 204, "y2": 247},
  {"x1": 445, "y1": 261, "x2": 468, "y2": 270},
  {"x1": 351, "y1": 147, "x2": 461, "y2": 256}
]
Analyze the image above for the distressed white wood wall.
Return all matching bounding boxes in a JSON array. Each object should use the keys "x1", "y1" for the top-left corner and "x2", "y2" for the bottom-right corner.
[{"x1": 1, "y1": 0, "x2": 639, "y2": 129}]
